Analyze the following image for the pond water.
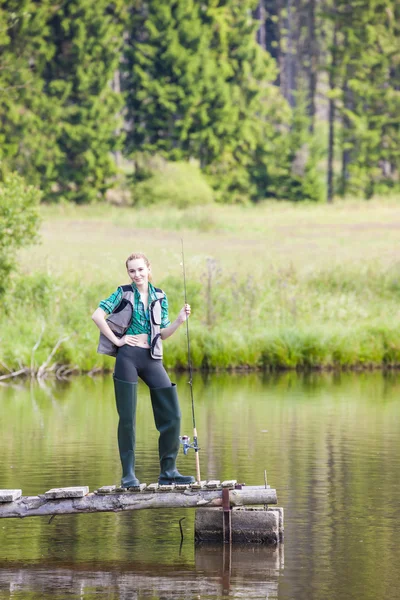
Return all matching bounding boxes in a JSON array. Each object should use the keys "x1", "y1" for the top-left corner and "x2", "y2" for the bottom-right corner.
[{"x1": 0, "y1": 371, "x2": 400, "y2": 600}]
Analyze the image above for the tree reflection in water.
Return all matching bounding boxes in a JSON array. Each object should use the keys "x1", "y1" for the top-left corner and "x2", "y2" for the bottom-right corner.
[{"x1": 0, "y1": 544, "x2": 283, "y2": 599}]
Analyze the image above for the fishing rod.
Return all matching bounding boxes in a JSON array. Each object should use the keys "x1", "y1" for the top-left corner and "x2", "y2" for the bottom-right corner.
[{"x1": 179, "y1": 239, "x2": 201, "y2": 483}]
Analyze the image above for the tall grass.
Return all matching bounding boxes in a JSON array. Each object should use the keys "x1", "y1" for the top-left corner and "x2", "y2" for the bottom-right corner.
[{"x1": 1, "y1": 200, "x2": 400, "y2": 374}]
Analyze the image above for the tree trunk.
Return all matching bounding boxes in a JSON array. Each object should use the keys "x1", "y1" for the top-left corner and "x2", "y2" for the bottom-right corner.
[
  {"x1": 278, "y1": 0, "x2": 297, "y2": 107},
  {"x1": 0, "y1": 487, "x2": 278, "y2": 519},
  {"x1": 307, "y1": 0, "x2": 317, "y2": 131},
  {"x1": 254, "y1": 0, "x2": 266, "y2": 50},
  {"x1": 264, "y1": 0, "x2": 279, "y2": 57},
  {"x1": 111, "y1": 69, "x2": 122, "y2": 167},
  {"x1": 327, "y1": 24, "x2": 338, "y2": 204}
]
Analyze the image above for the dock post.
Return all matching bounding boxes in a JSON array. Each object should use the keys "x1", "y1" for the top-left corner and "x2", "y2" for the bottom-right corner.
[{"x1": 222, "y1": 488, "x2": 232, "y2": 544}]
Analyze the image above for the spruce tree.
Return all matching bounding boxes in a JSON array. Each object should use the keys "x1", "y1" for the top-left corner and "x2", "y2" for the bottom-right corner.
[
  {"x1": 0, "y1": 1, "x2": 54, "y2": 183},
  {"x1": 325, "y1": 0, "x2": 400, "y2": 198},
  {"x1": 124, "y1": 0, "x2": 287, "y2": 202},
  {"x1": 202, "y1": 0, "x2": 288, "y2": 201},
  {"x1": 1, "y1": 1, "x2": 126, "y2": 203},
  {"x1": 40, "y1": 0, "x2": 126, "y2": 202},
  {"x1": 124, "y1": 0, "x2": 211, "y2": 159}
]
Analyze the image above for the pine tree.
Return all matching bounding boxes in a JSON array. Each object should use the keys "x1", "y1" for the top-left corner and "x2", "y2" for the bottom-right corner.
[
  {"x1": 325, "y1": 0, "x2": 400, "y2": 199},
  {"x1": 1, "y1": 1, "x2": 126, "y2": 203},
  {"x1": 40, "y1": 0, "x2": 126, "y2": 202},
  {"x1": 0, "y1": 1, "x2": 55, "y2": 183},
  {"x1": 260, "y1": 0, "x2": 323, "y2": 129},
  {"x1": 202, "y1": 0, "x2": 288, "y2": 201},
  {"x1": 124, "y1": 0, "x2": 212, "y2": 159},
  {"x1": 124, "y1": 0, "x2": 287, "y2": 202}
]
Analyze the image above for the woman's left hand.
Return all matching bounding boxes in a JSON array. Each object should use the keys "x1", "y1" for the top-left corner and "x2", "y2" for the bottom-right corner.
[{"x1": 178, "y1": 303, "x2": 191, "y2": 324}]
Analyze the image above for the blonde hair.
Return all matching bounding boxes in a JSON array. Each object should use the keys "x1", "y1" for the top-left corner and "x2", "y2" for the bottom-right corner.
[{"x1": 125, "y1": 252, "x2": 152, "y2": 281}]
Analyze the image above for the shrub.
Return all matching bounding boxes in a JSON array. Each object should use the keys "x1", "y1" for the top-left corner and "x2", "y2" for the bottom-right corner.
[
  {"x1": 0, "y1": 173, "x2": 41, "y2": 294},
  {"x1": 132, "y1": 159, "x2": 214, "y2": 208}
]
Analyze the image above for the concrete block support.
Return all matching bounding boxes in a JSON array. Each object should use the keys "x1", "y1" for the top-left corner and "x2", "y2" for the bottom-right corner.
[{"x1": 195, "y1": 507, "x2": 284, "y2": 545}]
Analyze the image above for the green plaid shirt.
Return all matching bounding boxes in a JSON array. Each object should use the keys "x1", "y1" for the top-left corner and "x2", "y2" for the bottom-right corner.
[{"x1": 99, "y1": 282, "x2": 170, "y2": 341}]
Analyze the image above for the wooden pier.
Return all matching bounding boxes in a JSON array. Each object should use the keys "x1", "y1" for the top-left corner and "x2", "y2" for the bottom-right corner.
[{"x1": 0, "y1": 482, "x2": 283, "y2": 544}]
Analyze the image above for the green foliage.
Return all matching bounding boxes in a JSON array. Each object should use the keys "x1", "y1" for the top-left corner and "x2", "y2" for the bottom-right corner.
[
  {"x1": 0, "y1": 1, "x2": 55, "y2": 184},
  {"x1": 0, "y1": 173, "x2": 41, "y2": 294},
  {"x1": 3, "y1": 249, "x2": 400, "y2": 373},
  {"x1": 255, "y1": 89, "x2": 325, "y2": 202},
  {"x1": 124, "y1": 0, "x2": 208, "y2": 159},
  {"x1": 40, "y1": 0, "x2": 127, "y2": 203},
  {"x1": 0, "y1": 199, "x2": 397, "y2": 374},
  {"x1": 132, "y1": 158, "x2": 214, "y2": 208},
  {"x1": 200, "y1": 0, "x2": 288, "y2": 203},
  {"x1": 124, "y1": 0, "x2": 289, "y2": 203},
  {"x1": 0, "y1": 1, "x2": 126, "y2": 203},
  {"x1": 326, "y1": 0, "x2": 400, "y2": 198},
  {"x1": 1, "y1": 0, "x2": 400, "y2": 205}
]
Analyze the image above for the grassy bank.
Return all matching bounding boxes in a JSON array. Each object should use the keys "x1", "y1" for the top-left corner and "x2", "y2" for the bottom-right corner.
[{"x1": 1, "y1": 199, "x2": 400, "y2": 375}]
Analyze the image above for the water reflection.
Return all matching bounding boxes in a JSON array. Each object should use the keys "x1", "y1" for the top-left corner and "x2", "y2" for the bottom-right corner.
[
  {"x1": 0, "y1": 545, "x2": 283, "y2": 599},
  {"x1": 1, "y1": 371, "x2": 400, "y2": 600}
]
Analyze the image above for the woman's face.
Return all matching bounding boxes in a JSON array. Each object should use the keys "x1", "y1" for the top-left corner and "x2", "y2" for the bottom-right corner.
[{"x1": 126, "y1": 258, "x2": 150, "y2": 287}]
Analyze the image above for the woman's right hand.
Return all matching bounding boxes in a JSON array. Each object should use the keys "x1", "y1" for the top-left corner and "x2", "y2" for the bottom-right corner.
[
  {"x1": 115, "y1": 336, "x2": 126, "y2": 347},
  {"x1": 116, "y1": 335, "x2": 140, "y2": 347}
]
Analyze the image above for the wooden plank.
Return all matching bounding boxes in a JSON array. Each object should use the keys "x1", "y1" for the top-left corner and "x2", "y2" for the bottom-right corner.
[
  {"x1": 0, "y1": 490, "x2": 22, "y2": 503},
  {"x1": 125, "y1": 484, "x2": 147, "y2": 493},
  {"x1": 0, "y1": 487, "x2": 278, "y2": 519},
  {"x1": 175, "y1": 483, "x2": 191, "y2": 490},
  {"x1": 205, "y1": 480, "x2": 221, "y2": 489},
  {"x1": 44, "y1": 487, "x2": 89, "y2": 500},
  {"x1": 96, "y1": 486, "x2": 116, "y2": 494},
  {"x1": 221, "y1": 480, "x2": 237, "y2": 489},
  {"x1": 146, "y1": 483, "x2": 159, "y2": 492},
  {"x1": 156, "y1": 484, "x2": 175, "y2": 492},
  {"x1": 191, "y1": 481, "x2": 207, "y2": 489},
  {"x1": 114, "y1": 484, "x2": 147, "y2": 493}
]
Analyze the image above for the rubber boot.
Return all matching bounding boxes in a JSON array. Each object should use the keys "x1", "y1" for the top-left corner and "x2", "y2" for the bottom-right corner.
[
  {"x1": 114, "y1": 376, "x2": 140, "y2": 488},
  {"x1": 150, "y1": 384, "x2": 195, "y2": 485}
]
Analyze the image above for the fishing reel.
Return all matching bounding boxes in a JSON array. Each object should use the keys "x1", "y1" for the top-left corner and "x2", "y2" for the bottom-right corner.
[{"x1": 179, "y1": 435, "x2": 199, "y2": 456}]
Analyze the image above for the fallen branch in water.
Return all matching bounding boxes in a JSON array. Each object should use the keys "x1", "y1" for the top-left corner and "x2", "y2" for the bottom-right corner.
[
  {"x1": 0, "y1": 335, "x2": 71, "y2": 381},
  {"x1": 37, "y1": 336, "x2": 70, "y2": 379},
  {"x1": 0, "y1": 368, "x2": 29, "y2": 381},
  {"x1": 0, "y1": 359, "x2": 12, "y2": 374},
  {"x1": 87, "y1": 366, "x2": 103, "y2": 377},
  {"x1": 31, "y1": 324, "x2": 45, "y2": 375},
  {"x1": 55, "y1": 364, "x2": 80, "y2": 380}
]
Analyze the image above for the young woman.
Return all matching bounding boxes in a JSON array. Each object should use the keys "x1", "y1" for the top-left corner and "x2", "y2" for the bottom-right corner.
[{"x1": 92, "y1": 252, "x2": 194, "y2": 488}]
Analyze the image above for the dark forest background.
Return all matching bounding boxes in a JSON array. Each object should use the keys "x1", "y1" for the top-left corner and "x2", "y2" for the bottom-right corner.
[{"x1": 1, "y1": 0, "x2": 399, "y2": 204}]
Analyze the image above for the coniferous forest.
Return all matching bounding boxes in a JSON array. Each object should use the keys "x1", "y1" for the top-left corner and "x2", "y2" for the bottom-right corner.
[{"x1": 1, "y1": 0, "x2": 399, "y2": 205}]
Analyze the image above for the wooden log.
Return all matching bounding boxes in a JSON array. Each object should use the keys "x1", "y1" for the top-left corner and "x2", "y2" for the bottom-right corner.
[{"x1": 0, "y1": 486, "x2": 277, "y2": 520}]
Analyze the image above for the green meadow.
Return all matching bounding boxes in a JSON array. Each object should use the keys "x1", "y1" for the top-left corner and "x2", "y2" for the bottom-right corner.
[{"x1": 2, "y1": 198, "x2": 400, "y2": 375}]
